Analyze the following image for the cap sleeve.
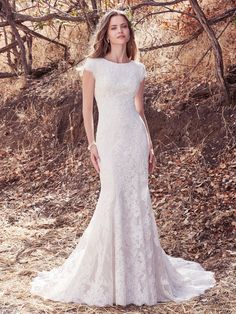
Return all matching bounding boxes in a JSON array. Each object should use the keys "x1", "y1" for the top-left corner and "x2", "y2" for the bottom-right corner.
[
  {"x1": 75, "y1": 57, "x2": 96, "y2": 78},
  {"x1": 140, "y1": 63, "x2": 147, "y2": 81},
  {"x1": 83, "y1": 58, "x2": 95, "y2": 73}
]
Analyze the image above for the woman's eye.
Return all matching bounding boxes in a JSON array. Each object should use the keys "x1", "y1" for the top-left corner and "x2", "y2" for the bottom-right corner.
[{"x1": 110, "y1": 25, "x2": 127, "y2": 30}]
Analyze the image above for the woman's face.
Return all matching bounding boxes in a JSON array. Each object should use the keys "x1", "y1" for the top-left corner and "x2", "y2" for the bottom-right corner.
[{"x1": 107, "y1": 15, "x2": 130, "y2": 45}]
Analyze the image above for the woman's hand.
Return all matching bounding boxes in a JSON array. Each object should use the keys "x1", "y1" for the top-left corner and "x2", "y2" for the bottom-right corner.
[
  {"x1": 148, "y1": 146, "x2": 156, "y2": 174},
  {"x1": 90, "y1": 145, "x2": 100, "y2": 174}
]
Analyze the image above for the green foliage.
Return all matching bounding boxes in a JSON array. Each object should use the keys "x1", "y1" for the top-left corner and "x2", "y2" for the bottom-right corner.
[
  {"x1": 233, "y1": 18, "x2": 236, "y2": 28},
  {"x1": 70, "y1": 9, "x2": 78, "y2": 17},
  {"x1": 36, "y1": 21, "x2": 44, "y2": 30}
]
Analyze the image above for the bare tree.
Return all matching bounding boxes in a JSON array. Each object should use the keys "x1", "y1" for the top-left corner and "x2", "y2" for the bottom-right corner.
[
  {"x1": 1, "y1": 0, "x2": 31, "y2": 75},
  {"x1": 0, "y1": 0, "x2": 99, "y2": 77},
  {"x1": 0, "y1": 0, "x2": 235, "y2": 103}
]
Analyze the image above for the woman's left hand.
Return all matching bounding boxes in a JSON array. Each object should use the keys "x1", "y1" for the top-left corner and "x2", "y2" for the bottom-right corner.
[{"x1": 148, "y1": 146, "x2": 157, "y2": 174}]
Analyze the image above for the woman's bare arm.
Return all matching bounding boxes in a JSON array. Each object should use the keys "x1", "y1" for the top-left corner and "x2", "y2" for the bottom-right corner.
[
  {"x1": 82, "y1": 68, "x2": 100, "y2": 173},
  {"x1": 82, "y1": 69, "x2": 96, "y2": 146},
  {"x1": 134, "y1": 79, "x2": 153, "y2": 149}
]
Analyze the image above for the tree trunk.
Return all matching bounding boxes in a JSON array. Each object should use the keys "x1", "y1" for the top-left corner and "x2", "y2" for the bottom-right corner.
[
  {"x1": 189, "y1": 0, "x2": 231, "y2": 104},
  {"x1": 91, "y1": 0, "x2": 97, "y2": 11},
  {"x1": 1, "y1": 0, "x2": 31, "y2": 76}
]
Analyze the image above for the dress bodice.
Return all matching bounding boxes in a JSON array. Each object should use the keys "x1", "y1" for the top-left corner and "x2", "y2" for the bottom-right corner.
[{"x1": 80, "y1": 57, "x2": 147, "y2": 108}]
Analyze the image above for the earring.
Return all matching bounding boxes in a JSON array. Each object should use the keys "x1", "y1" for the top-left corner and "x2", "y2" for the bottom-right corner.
[{"x1": 106, "y1": 38, "x2": 110, "y2": 44}]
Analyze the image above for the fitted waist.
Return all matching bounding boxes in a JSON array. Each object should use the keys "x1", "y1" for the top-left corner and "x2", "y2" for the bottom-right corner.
[
  {"x1": 97, "y1": 110, "x2": 145, "y2": 135},
  {"x1": 97, "y1": 100, "x2": 137, "y2": 116},
  {"x1": 98, "y1": 106, "x2": 139, "y2": 126},
  {"x1": 95, "y1": 112, "x2": 148, "y2": 150},
  {"x1": 96, "y1": 95, "x2": 135, "y2": 107}
]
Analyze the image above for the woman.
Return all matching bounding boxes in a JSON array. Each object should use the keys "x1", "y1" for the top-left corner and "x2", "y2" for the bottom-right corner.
[{"x1": 30, "y1": 9, "x2": 216, "y2": 306}]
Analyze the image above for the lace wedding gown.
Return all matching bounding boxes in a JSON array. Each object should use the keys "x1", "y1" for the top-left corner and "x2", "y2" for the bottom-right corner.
[{"x1": 30, "y1": 57, "x2": 216, "y2": 306}]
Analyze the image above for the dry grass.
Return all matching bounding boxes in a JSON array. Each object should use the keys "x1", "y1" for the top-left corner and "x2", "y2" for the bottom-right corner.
[{"x1": 0, "y1": 136, "x2": 235, "y2": 313}]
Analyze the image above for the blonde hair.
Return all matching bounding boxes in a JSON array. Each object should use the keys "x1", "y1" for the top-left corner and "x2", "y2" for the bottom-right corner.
[{"x1": 86, "y1": 9, "x2": 138, "y2": 61}]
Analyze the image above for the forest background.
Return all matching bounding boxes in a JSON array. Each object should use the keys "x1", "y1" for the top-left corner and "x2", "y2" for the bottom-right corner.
[{"x1": 0, "y1": 1, "x2": 235, "y2": 313}]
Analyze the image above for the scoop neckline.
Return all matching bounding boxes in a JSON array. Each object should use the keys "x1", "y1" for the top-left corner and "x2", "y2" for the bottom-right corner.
[{"x1": 102, "y1": 57, "x2": 133, "y2": 65}]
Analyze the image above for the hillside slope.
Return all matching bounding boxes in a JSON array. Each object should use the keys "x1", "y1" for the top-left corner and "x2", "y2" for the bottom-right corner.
[{"x1": 0, "y1": 64, "x2": 235, "y2": 313}]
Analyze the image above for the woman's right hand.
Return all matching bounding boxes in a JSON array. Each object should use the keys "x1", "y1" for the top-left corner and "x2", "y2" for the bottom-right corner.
[{"x1": 90, "y1": 145, "x2": 100, "y2": 173}]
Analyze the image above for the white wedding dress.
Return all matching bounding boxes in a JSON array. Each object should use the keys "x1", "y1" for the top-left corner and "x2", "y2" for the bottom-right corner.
[{"x1": 30, "y1": 57, "x2": 216, "y2": 306}]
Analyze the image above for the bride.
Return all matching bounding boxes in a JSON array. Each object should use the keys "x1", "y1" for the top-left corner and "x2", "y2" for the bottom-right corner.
[{"x1": 30, "y1": 9, "x2": 216, "y2": 306}]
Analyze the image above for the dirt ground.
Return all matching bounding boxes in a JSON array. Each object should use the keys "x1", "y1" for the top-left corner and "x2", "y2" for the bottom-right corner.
[{"x1": 0, "y1": 67, "x2": 235, "y2": 314}]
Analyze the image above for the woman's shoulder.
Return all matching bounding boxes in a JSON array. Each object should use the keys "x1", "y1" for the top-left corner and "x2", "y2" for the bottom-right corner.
[
  {"x1": 83, "y1": 57, "x2": 104, "y2": 72},
  {"x1": 133, "y1": 60, "x2": 147, "y2": 80},
  {"x1": 84, "y1": 56, "x2": 102, "y2": 64},
  {"x1": 133, "y1": 59, "x2": 145, "y2": 67},
  {"x1": 75, "y1": 57, "x2": 101, "y2": 76},
  {"x1": 83, "y1": 56, "x2": 99, "y2": 66},
  {"x1": 132, "y1": 60, "x2": 146, "y2": 71},
  {"x1": 84, "y1": 57, "x2": 143, "y2": 67},
  {"x1": 85, "y1": 56, "x2": 100, "y2": 61}
]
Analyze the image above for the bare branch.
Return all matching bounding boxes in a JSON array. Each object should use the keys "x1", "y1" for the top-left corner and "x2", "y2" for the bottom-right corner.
[
  {"x1": 131, "y1": 0, "x2": 188, "y2": 11},
  {"x1": 189, "y1": 15, "x2": 235, "y2": 76},
  {"x1": 189, "y1": 0, "x2": 231, "y2": 104},
  {"x1": 0, "y1": 21, "x2": 9, "y2": 27},
  {"x1": 134, "y1": 8, "x2": 198, "y2": 27},
  {"x1": 17, "y1": 23, "x2": 69, "y2": 60},
  {"x1": 0, "y1": 10, "x2": 97, "y2": 27},
  {"x1": 139, "y1": 7, "x2": 236, "y2": 52},
  {"x1": 0, "y1": 71, "x2": 17, "y2": 78},
  {"x1": 13, "y1": 11, "x2": 92, "y2": 23},
  {"x1": 0, "y1": 35, "x2": 26, "y2": 53},
  {"x1": 140, "y1": 29, "x2": 202, "y2": 52}
]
